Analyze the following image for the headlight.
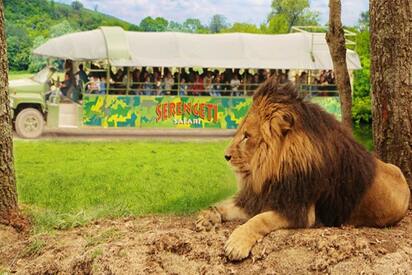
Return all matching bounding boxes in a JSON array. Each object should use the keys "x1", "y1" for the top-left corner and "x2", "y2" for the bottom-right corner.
[{"x1": 9, "y1": 97, "x2": 14, "y2": 107}]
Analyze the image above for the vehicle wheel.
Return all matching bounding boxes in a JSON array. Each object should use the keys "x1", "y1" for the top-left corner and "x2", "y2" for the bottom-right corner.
[{"x1": 15, "y1": 108, "x2": 44, "y2": 139}]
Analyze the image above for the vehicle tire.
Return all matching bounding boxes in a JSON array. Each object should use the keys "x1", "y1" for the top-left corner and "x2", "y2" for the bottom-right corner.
[{"x1": 15, "y1": 108, "x2": 44, "y2": 139}]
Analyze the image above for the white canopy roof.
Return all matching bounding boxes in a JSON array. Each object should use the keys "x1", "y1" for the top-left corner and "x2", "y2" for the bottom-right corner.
[{"x1": 33, "y1": 27, "x2": 361, "y2": 70}]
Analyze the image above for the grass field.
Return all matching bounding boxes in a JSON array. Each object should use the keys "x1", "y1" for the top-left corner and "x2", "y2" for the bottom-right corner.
[
  {"x1": 9, "y1": 71, "x2": 33, "y2": 80},
  {"x1": 14, "y1": 140, "x2": 236, "y2": 232},
  {"x1": 15, "y1": 133, "x2": 372, "y2": 233}
]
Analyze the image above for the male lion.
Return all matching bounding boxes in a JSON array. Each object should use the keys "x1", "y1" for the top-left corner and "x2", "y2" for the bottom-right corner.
[{"x1": 196, "y1": 78, "x2": 410, "y2": 261}]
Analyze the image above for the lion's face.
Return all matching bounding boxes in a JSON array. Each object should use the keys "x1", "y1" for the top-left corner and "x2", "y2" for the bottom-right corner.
[
  {"x1": 224, "y1": 110, "x2": 263, "y2": 176},
  {"x1": 225, "y1": 99, "x2": 299, "y2": 192}
]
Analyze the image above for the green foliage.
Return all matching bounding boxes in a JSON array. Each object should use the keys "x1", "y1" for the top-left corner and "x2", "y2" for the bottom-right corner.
[
  {"x1": 222, "y1": 23, "x2": 262, "y2": 34},
  {"x1": 352, "y1": 23, "x2": 372, "y2": 124},
  {"x1": 139, "y1": 16, "x2": 168, "y2": 32},
  {"x1": 183, "y1": 18, "x2": 209, "y2": 33},
  {"x1": 6, "y1": 23, "x2": 32, "y2": 71},
  {"x1": 4, "y1": 0, "x2": 138, "y2": 70},
  {"x1": 166, "y1": 19, "x2": 209, "y2": 33},
  {"x1": 264, "y1": 14, "x2": 290, "y2": 34},
  {"x1": 71, "y1": 0, "x2": 83, "y2": 11},
  {"x1": 14, "y1": 140, "x2": 236, "y2": 232},
  {"x1": 352, "y1": 96, "x2": 372, "y2": 124},
  {"x1": 209, "y1": 14, "x2": 229, "y2": 33},
  {"x1": 358, "y1": 11, "x2": 369, "y2": 32},
  {"x1": 267, "y1": 0, "x2": 320, "y2": 32}
]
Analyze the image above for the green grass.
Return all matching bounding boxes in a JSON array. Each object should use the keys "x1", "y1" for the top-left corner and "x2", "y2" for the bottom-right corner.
[
  {"x1": 14, "y1": 140, "x2": 236, "y2": 232},
  {"x1": 14, "y1": 126, "x2": 372, "y2": 233},
  {"x1": 9, "y1": 71, "x2": 33, "y2": 80}
]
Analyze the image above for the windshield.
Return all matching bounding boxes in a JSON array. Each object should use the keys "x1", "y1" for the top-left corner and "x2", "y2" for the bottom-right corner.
[{"x1": 32, "y1": 66, "x2": 55, "y2": 83}]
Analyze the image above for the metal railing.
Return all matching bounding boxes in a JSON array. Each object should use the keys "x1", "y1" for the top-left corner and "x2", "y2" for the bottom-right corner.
[{"x1": 82, "y1": 81, "x2": 339, "y2": 97}]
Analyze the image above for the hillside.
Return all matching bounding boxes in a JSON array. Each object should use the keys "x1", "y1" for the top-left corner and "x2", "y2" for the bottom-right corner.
[{"x1": 4, "y1": 0, "x2": 139, "y2": 71}]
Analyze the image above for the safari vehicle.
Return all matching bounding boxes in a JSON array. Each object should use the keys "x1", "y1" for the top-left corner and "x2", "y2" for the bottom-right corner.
[
  {"x1": 9, "y1": 66, "x2": 55, "y2": 138},
  {"x1": 11, "y1": 26, "x2": 360, "y2": 139}
]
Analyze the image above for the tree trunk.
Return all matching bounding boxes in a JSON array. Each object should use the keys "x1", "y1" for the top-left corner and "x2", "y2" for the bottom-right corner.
[
  {"x1": 0, "y1": 0, "x2": 27, "y2": 231},
  {"x1": 370, "y1": 0, "x2": 412, "y2": 191},
  {"x1": 326, "y1": 0, "x2": 353, "y2": 129}
]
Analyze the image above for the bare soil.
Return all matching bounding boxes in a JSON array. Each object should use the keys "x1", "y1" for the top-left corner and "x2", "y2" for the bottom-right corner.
[{"x1": 1, "y1": 211, "x2": 412, "y2": 275}]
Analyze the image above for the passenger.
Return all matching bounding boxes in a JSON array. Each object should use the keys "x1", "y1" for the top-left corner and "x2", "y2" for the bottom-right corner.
[
  {"x1": 172, "y1": 72, "x2": 179, "y2": 95},
  {"x1": 76, "y1": 64, "x2": 89, "y2": 86},
  {"x1": 132, "y1": 68, "x2": 141, "y2": 93},
  {"x1": 211, "y1": 74, "x2": 222, "y2": 96},
  {"x1": 299, "y1": 71, "x2": 308, "y2": 85},
  {"x1": 230, "y1": 74, "x2": 241, "y2": 96},
  {"x1": 179, "y1": 78, "x2": 188, "y2": 96},
  {"x1": 193, "y1": 74, "x2": 204, "y2": 96},
  {"x1": 257, "y1": 69, "x2": 266, "y2": 82},
  {"x1": 163, "y1": 72, "x2": 174, "y2": 95},
  {"x1": 87, "y1": 75, "x2": 100, "y2": 94},
  {"x1": 143, "y1": 75, "x2": 153, "y2": 95},
  {"x1": 252, "y1": 74, "x2": 260, "y2": 91},
  {"x1": 203, "y1": 71, "x2": 213, "y2": 96},
  {"x1": 60, "y1": 72, "x2": 73, "y2": 97},
  {"x1": 243, "y1": 73, "x2": 252, "y2": 96},
  {"x1": 154, "y1": 71, "x2": 162, "y2": 95},
  {"x1": 99, "y1": 76, "x2": 107, "y2": 95}
]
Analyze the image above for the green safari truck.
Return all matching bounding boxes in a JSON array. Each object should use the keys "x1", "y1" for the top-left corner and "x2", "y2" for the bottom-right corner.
[{"x1": 9, "y1": 67, "x2": 55, "y2": 138}]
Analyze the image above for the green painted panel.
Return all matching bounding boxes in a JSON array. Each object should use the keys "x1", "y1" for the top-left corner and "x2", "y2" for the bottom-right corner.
[{"x1": 82, "y1": 95, "x2": 341, "y2": 128}]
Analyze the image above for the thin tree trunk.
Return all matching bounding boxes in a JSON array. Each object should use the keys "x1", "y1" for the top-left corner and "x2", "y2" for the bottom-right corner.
[
  {"x1": 0, "y1": 0, "x2": 27, "y2": 231},
  {"x1": 370, "y1": 0, "x2": 412, "y2": 191},
  {"x1": 326, "y1": 0, "x2": 353, "y2": 129}
]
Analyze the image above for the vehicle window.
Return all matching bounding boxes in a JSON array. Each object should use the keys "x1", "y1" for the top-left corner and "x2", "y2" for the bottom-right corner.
[{"x1": 32, "y1": 67, "x2": 55, "y2": 83}]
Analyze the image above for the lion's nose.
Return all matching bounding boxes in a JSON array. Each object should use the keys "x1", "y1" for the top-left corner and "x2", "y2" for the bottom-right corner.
[{"x1": 225, "y1": 155, "x2": 232, "y2": 161}]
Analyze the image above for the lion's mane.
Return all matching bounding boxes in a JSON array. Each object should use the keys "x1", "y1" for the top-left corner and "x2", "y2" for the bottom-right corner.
[{"x1": 234, "y1": 79, "x2": 376, "y2": 227}]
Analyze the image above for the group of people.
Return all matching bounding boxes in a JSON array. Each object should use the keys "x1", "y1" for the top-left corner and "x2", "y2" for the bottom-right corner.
[
  {"x1": 86, "y1": 66, "x2": 292, "y2": 96},
  {"x1": 58, "y1": 60, "x2": 337, "y2": 99}
]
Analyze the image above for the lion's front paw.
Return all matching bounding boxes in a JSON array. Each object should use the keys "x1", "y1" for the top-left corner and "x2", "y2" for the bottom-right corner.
[
  {"x1": 224, "y1": 226, "x2": 257, "y2": 261},
  {"x1": 195, "y1": 207, "x2": 222, "y2": 232}
]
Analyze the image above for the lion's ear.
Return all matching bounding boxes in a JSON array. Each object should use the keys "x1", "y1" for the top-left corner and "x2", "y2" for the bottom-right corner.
[
  {"x1": 278, "y1": 113, "x2": 294, "y2": 136},
  {"x1": 261, "y1": 111, "x2": 294, "y2": 141}
]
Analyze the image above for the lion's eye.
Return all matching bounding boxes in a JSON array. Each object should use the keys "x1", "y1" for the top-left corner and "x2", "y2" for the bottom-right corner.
[{"x1": 243, "y1": 131, "x2": 250, "y2": 140}]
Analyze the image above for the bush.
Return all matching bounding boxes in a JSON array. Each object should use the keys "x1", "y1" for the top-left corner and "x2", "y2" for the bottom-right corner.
[{"x1": 352, "y1": 96, "x2": 372, "y2": 125}]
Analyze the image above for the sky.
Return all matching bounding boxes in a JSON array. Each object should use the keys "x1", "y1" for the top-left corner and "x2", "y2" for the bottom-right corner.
[{"x1": 57, "y1": 0, "x2": 369, "y2": 27}]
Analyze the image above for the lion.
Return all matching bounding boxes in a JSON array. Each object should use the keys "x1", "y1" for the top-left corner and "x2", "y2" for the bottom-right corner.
[{"x1": 196, "y1": 77, "x2": 410, "y2": 261}]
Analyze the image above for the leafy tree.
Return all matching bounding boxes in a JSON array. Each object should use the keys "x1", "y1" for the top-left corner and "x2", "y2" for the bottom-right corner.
[
  {"x1": 139, "y1": 16, "x2": 168, "y2": 32},
  {"x1": 268, "y1": 0, "x2": 319, "y2": 32},
  {"x1": 71, "y1": 1, "x2": 83, "y2": 11},
  {"x1": 4, "y1": 0, "x2": 139, "y2": 70},
  {"x1": 262, "y1": 14, "x2": 289, "y2": 34},
  {"x1": 29, "y1": 20, "x2": 76, "y2": 72},
  {"x1": 358, "y1": 11, "x2": 369, "y2": 32},
  {"x1": 209, "y1": 14, "x2": 228, "y2": 33},
  {"x1": 167, "y1": 21, "x2": 184, "y2": 32},
  {"x1": 222, "y1": 23, "x2": 262, "y2": 34},
  {"x1": 5, "y1": 23, "x2": 32, "y2": 70},
  {"x1": 352, "y1": 13, "x2": 371, "y2": 124},
  {"x1": 183, "y1": 18, "x2": 208, "y2": 33}
]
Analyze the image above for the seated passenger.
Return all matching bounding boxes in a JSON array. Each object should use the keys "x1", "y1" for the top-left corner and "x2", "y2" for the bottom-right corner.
[
  {"x1": 203, "y1": 71, "x2": 213, "y2": 96},
  {"x1": 230, "y1": 74, "x2": 241, "y2": 96},
  {"x1": 163, "y1": 72, "x2": 174, "y2": 95},
  {"x1": 60, "y1": 72, "x2": 73, "y2": 97},
  {"x1": 179, "y1": 78, "x2": 188, "y2": 96},
  {"x1": 143, "y1": 75, "x2": 153, "y2": 95},
  {"x1": 211, "y1": 74, "x2": 222, "y2": 96},
  {"x1": 88, "y1": 75, "x2": 100, "y2": 94},
  {"x1": 193, "y1": 74, "x2": 204, "y2": 96},
  {"x1": 99, "y1": 76, "x2": 106, "y2": 95}
]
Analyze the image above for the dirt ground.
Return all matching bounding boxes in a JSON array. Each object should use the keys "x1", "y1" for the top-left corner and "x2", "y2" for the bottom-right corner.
[{"x1": 1, "y1": 211, "x2": 411, "y2": 275}]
